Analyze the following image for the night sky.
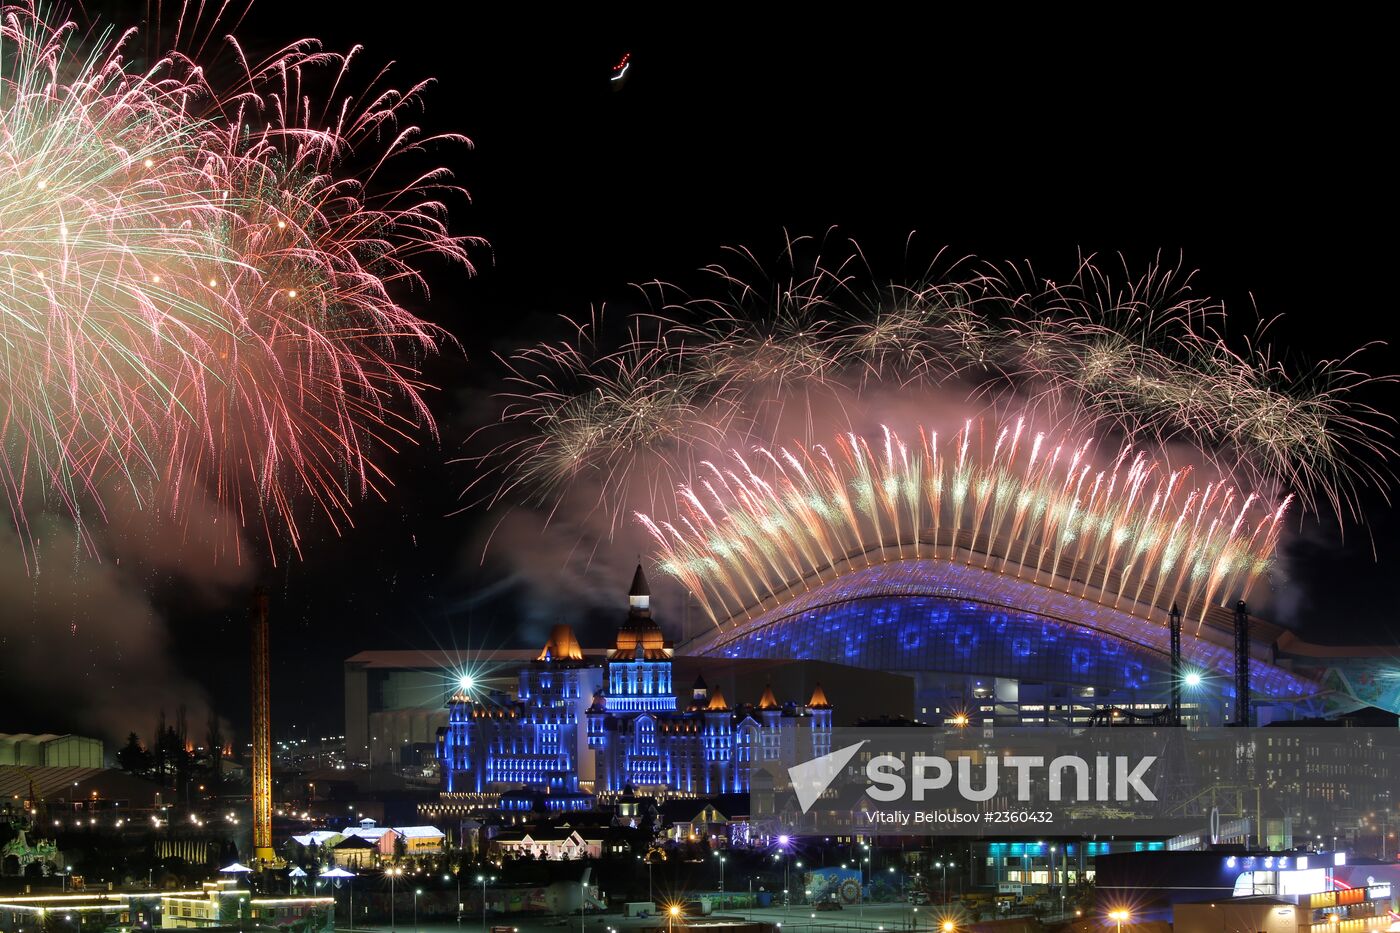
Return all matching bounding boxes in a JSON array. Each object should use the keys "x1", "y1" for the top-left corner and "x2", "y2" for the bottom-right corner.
[{"x1": 2, "y1": 6, "x2": 1394, "y2": 743}]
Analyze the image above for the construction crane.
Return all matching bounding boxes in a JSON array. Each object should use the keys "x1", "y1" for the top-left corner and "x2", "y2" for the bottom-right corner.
[{"x1": 251, "y1": 588, "x2": 275, "y2": 865}]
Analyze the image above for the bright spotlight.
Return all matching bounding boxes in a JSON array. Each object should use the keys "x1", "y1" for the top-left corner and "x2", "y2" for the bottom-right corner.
[
  {"x1": 458, "y1": 674, "x2": 475, "y2": 691},
  {"x1": 1184, "y1": 671, "x2": 1203, "y2": 687}
]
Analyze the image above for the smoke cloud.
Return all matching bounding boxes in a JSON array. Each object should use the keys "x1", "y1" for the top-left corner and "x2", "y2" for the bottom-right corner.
[{"x1": 0, "y1": 488, "x2": 253, "y2": 747}]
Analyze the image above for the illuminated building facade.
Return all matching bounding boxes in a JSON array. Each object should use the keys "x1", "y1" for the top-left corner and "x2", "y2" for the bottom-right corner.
[
  {"x1": 437, "y1": 624, "x2": 601, "y2": 808},
  {"x1": 585, "y1": 567, "x2": 833, "y2": 794},
  {"x1": 681, "y1": 558, "x2": 1352, "y2": 726},
  {"x1": 436, "y1": 567, "x2": 833, "y2": 801}
]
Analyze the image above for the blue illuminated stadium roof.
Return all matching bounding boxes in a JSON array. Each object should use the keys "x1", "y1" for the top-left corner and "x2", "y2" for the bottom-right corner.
[{"x1": 683, "y1": 560, "x2": 1321, "y2": 700}]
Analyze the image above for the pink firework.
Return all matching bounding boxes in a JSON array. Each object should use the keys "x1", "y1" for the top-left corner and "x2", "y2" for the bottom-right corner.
[{"x1": 0, "y1": 2, "x2": 478, "y2": 562}]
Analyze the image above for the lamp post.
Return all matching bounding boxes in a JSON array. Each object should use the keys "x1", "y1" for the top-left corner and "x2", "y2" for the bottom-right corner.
[
  {"x1": 388, "y1": 867, "x2": 401, "y2": 933},
  {"x1": 414, "y1": 889, "x2": 422, "y2": 933},
  {"x1": 795, "y1": 862, "x2": 804, "y2": 905},
  {"x1": 669, "y1": 904, "x2": 681, "y2": 933},
  {"x1": 934, "y1": 862, "x2": 953, "y2": 903},
  {"x1": 716, "y1": 853, "x2": 726, "y2": 899},
  {"x1": 776, "y1": 853, "x2": 790, "y2": 913},
  {"x1": 861, "y1": 855, "x2": 870, "y2": 920},
  {"x1": 1110, "y1": 909, "x2": 1130, "y2": 933},
  {"x1": 477, "y1": 874, "x2": 494, "y2": 933},
  {"x1": 455, "y1": 870, "x2": 462, "y2": 928}
]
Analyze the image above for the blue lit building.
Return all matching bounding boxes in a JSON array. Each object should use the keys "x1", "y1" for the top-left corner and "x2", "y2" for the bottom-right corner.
[
  {"x1": 437, "y1": 623, "x2": 601, "y2": 810},
  {"x1": 587, "y1": 565, "x2": 834, "y2": 795},
  {"x1": 437, "y1": 566, "x2": 834, "y2": 804},
  {"x1": 681, "y1": 558, "x2": 1337, "y2": 726}
]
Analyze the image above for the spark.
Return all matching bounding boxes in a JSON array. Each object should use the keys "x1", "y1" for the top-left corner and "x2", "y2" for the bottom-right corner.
[
  {"x1": 639, "y1": 421, "x2": 1289, "y2": 630},
  {"x1": 473, "y1": 241, "x2": 1393, "y2": 529},
  {"x1": 0, "y1": 2, "x2": 477, "y2": 563}
]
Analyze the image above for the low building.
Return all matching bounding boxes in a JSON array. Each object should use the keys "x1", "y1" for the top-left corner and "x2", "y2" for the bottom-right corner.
[
  {"x1": 0, "y1": 890, "x2": 165, "y2": 933},
  {"x1": 0, "y1": 734, "x2": 103, "y2": 769},
  {"x1": 287, "y1": 818, "x2": 445, "y2": 864},
  {"x1": 159, "y1": 881, "x2": 332, "y2": 932},
  {"x1": 1174, "y1": 881, "x2": 1396, "y2": 933},
  {"x1": 492, "y1": 826, "x2": 603, "y2": 861},
  {"x1": 327, "y1": 834, "x2": 377, "y2": 868},
  {"x1": 0, "y1": 882, "x2": 329, "y2": 933},
  {"x1": 1174, "y1": 896, "x2": 1301, "y2": 933},
  {"x1": 661, "y1": 796, "x2": 748, "y2": 844}
]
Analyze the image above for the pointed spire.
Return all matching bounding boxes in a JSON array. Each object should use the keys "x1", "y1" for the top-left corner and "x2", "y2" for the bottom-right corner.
[
  {"x1": 629, "y1": 563, "x2": 650, "y2": 597},
  {"x1": 692, "y1": 672, "x2": 709, "y2": 691},
  {"x1": 706, "y1": 685, "x2": 729, "y2": 711},
  {"x1": 628, "y1": 563, "x2": 651, "y2": 616},
  {"x1": 758, "y1": 683, "x2": 779, "y2": 710},
  {"x1": 808, "y1": 682, "x2": 831, "y2": 709}
]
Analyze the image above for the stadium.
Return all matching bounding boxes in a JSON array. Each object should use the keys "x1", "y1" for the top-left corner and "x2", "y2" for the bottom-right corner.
[
  {"x1": 679, "y1": 551, "x2": 1322, "y2": 727},
  {"x1": 647, "y1": 424, "x2": 1395, "y2": 728}
]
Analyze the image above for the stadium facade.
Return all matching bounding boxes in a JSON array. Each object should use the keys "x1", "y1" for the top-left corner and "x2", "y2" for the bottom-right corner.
[{"x1": 678, "y1": 549, "x2": 1395, "y2": 726}]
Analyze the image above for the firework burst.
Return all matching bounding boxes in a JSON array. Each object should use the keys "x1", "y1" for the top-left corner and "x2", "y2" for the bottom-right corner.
[
  {"x1": 476, "y1": 236, "x2": 1392, "y2": 528},
  {"x1": 639, "y1": 420, "x2": 1292, "y2": 630},
  {"x1": 1, "y1": 2, "x2": 476, "y2": 563}
]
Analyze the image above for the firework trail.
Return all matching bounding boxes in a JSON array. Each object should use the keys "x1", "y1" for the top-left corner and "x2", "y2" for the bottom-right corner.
[
  {"x1": 0, "y1": 2, "x2": 477, "y2": 564},
  {"x1": 638, "y1": 422, "x2": 1293, "y2": 631},
  {"x1": 476, "y1": 235, "x2": 1393, "y2": 529}
]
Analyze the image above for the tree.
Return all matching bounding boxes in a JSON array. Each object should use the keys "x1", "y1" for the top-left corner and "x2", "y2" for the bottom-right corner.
[
  {"x1": 117, "y1": 734, "x2": 152, "y2": 775},
  {"x1": 206, "y1": 710, "x2": 224, "y2": 781},
  {"x1": 394, "y1": 834, "x2": 408, "y2": 863}
]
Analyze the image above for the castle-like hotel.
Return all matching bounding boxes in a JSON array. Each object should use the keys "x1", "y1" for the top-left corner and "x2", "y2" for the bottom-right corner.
[{"x1": 437, "y1": 566, "x2": 832, "y2": 807}]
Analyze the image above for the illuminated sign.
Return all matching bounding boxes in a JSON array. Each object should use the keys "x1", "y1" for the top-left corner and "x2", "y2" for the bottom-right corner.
[{"x1": 1279, "y1": 868, "x2": 1327, "y2": 896}]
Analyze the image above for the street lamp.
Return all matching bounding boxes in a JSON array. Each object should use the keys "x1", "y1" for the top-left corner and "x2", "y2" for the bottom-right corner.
[
  {"x1": 477, "y1": 875, "x2": 494, "y2": 933},
  {"x1": 933, "y1": 862, "x2": 954, "y2": 902},
  {"x1": 716, "y1": 853, "x2": 726, "y2": 896},
  {"x1": 388, "y1": 867, "x2": 403, "y2": 932},
  {"x1": 942, "y1": 922, "x2": 955, "y2": 933},
  {"x1": 1110, "y1": 908, "x2": 1130, "y2": 933},
  {"x1": 669, "y1": 904, "x2": 681, "y2": 933},
  {"x1": 861, "y1": 856, "x2": 870, "y2": 920},
  {"x1": 414, "y1": 889, "x2": 422, "y2": 933}
]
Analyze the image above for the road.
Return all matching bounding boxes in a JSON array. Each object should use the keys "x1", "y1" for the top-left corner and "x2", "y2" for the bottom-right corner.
[{"x1": 342, "y1": 902, "x2": 957, "y2": 933}]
